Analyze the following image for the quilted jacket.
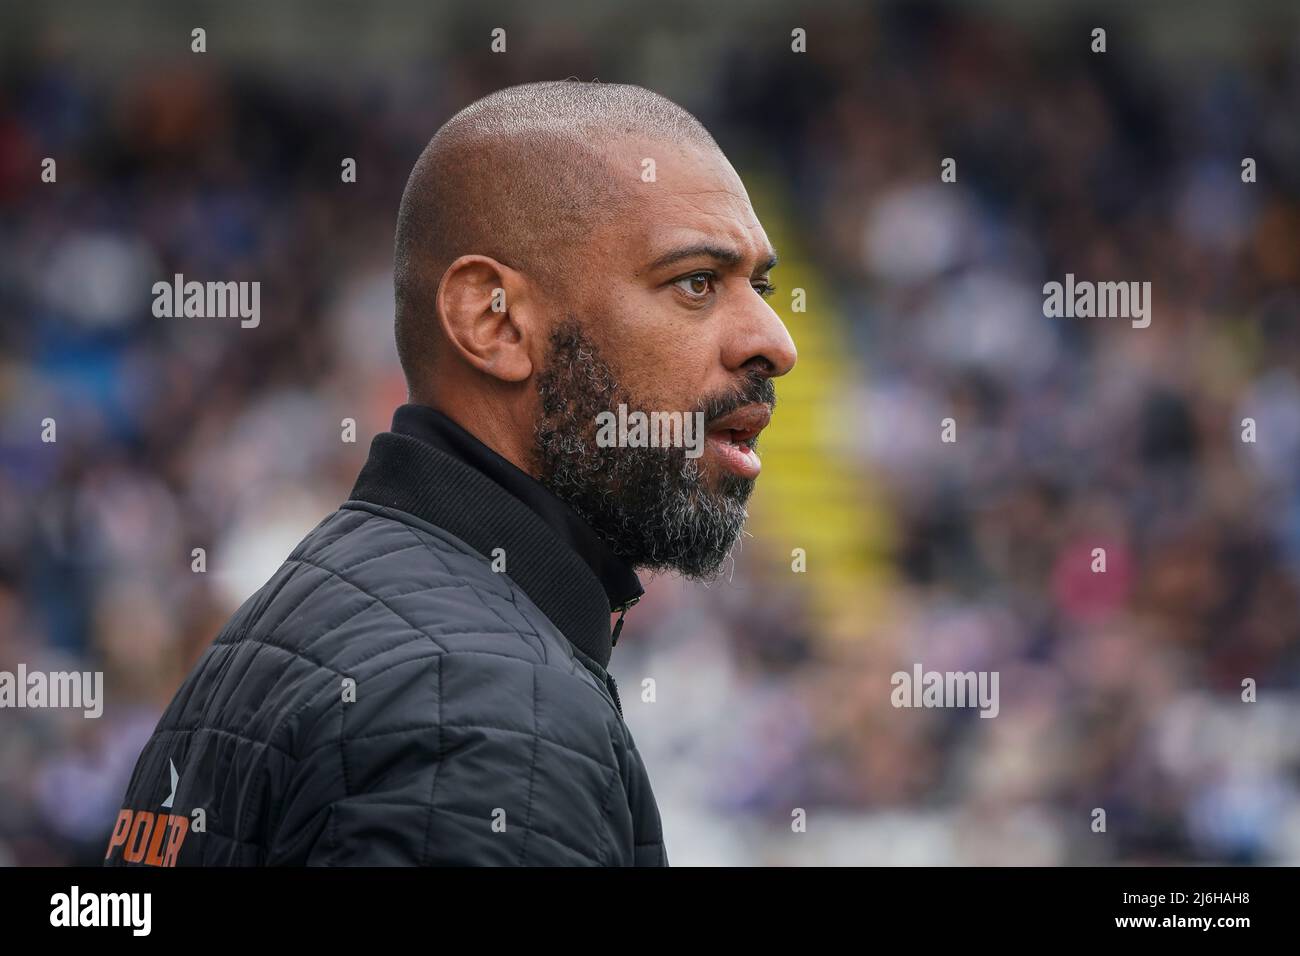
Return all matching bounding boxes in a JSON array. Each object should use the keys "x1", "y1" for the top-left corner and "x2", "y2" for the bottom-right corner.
[{"x1": 104, "y1": 412, "x2": 667, "y2": 866}]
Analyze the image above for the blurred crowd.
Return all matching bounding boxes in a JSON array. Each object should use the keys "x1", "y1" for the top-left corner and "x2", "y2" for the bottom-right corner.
[{"x1": 2, "y1": 3, "x2": 1298, "y2": 865}]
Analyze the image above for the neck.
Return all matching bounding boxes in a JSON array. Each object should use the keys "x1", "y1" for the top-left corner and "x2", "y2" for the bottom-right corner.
[{"x1": 413, "y1": 392, "x2": 539, "y2": 479}]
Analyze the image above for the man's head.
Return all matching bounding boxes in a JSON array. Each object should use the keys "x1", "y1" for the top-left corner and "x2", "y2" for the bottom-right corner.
[{"x1": 393, "y1": 80, "x2": 797, "y2": 579}]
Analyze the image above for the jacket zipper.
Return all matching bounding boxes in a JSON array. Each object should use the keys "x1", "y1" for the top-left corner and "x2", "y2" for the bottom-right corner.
[
  {"x1": 606, "y1": 596, "x2": 640, "y2": 718},
  {"x1": 611, "y1": 594, "x2": 639, "y2": 648},
  {"x1": 606, "y1": 673, "x2": 624, "y2": 718}
]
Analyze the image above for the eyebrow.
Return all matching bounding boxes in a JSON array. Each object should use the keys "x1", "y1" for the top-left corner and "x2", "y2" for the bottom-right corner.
[{"x1": 647, "y1": 243, "x2": 779, "y2": 275}]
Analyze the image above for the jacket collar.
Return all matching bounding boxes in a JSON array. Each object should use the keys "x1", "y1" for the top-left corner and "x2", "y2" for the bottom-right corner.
[{"x1": 345, "y1": 407, "x2": 643, "y2": 670}]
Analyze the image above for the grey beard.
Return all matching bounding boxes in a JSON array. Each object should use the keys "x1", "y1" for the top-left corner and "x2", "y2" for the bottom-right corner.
[{"x1": 533, "y1": 322, "x2": 770, "y2": 581}]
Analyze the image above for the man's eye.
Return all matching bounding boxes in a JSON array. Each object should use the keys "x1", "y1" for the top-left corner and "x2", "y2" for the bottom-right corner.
[
  {"x1": 674, "y1": 272, "x2": 714, "y2": 297},
  {"x1": 754, "y1": 280, "x2": 777, "y2": 299}
]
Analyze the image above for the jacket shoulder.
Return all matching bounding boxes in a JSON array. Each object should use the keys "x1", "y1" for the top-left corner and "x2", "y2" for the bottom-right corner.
[
  {"x1": 223, "y1": 504, "x2": 622, "y2": 755},
  {"x1": 114, "y1": 506, "x2": 636, "y2": 865},
  {"x1": 232, "y1": 505, "x2": 560, "y2": 668},
  {"x1": 256, "y1": 508, "x2": 640, "y2": 864}
]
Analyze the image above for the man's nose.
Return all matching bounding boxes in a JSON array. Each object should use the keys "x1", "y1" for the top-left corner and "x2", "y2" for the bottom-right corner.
[{"x1": 723, "y1": 295, "x2": 798, "y2": 379}]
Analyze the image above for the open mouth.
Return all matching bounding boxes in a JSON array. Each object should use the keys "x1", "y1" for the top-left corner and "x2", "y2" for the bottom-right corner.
[{"x1": 704, "y1": 403, "x2": 771, "y2": 479}]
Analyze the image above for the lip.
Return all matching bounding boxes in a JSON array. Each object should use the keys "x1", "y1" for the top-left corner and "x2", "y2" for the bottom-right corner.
[
  {"x1": 706, "y1": 403, "x2": 772, "y2": 443},
  {"x1": 704, "y1": 403, "x2": 772, "y2": 479}
]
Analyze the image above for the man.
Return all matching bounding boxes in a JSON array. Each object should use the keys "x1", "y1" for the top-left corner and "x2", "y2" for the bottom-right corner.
[{"x1": 105, "y1": 80, "x2": 796, "y2": 866}]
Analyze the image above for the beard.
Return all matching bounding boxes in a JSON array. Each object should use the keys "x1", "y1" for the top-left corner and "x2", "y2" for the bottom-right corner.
[{"x1": 533, "y1": 320, "x2": 775, "y2": 581}]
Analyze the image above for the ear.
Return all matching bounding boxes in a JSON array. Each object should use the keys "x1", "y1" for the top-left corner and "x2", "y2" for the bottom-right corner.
[{"x1": 435, "y1": 254, "x2": 535, "y2": 383}]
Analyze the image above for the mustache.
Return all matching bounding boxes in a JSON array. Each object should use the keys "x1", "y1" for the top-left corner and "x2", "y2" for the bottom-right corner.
[{"x1": 698, "y1": 370, "x2": 776, "y2": 425}]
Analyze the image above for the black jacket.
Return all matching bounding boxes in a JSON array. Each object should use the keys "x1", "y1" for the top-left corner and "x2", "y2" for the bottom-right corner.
[{"x1": 104, "y1": 406, "x2": 667, "y2": 866}]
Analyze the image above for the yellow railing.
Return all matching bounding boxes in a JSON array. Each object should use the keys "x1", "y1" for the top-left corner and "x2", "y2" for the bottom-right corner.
[{"x1": 742, "y1": 174, "x2": 896, "y2": 641}]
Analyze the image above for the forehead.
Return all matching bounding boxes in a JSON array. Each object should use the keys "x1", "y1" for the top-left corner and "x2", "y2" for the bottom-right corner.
[{"x1": 601, "y1": 137, "x2": 774, "y2": 268}]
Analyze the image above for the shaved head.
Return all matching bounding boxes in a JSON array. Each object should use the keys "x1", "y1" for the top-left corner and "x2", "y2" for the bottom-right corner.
[{"x1": 393, "y1": 80, "x2": 720, "y2": 396}]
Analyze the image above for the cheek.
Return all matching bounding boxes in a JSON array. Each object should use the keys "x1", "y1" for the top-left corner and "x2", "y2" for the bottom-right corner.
[
  {"x1": 623, "y1": 338, "x2": 715, "y2": 414},
  {"x1": 596, "y1": 286, "x2": 718, "y2": 408}
]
